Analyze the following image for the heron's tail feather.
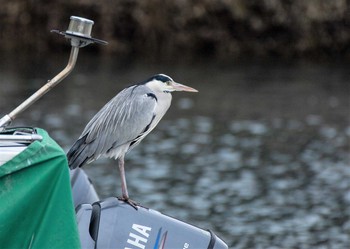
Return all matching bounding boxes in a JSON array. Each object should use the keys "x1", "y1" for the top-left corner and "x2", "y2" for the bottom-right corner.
[{"x1": 67, "y1": 133, "x2": 91, "y2": 169}]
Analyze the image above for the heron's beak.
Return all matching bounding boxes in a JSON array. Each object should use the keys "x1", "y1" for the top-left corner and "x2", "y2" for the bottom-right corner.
[{"x1": 171, "y1": 82, "x2": 198, "y2": 92}]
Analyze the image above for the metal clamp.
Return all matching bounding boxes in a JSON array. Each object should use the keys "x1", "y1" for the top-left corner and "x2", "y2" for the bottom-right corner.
[{"x1": 51, "y1": 16, "x2": 108, "y2": 47}]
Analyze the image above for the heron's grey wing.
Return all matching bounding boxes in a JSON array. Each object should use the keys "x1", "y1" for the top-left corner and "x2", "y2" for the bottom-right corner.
[{"x1": 67, "y1": 85, "x2": 157, "y2": 168}]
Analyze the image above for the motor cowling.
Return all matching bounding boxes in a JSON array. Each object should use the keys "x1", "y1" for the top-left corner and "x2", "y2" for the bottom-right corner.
[{"x1": 76, "y1": 197, "x2": 228, "y2": 249}]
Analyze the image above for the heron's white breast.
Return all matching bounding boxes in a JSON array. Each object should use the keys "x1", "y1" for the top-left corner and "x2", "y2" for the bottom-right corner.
[{"x1": 150, "y1": 91, "x2": 172, "y2": 130}]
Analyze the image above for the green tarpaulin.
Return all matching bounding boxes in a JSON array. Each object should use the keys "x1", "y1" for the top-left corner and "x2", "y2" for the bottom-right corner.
[{"x1": 0, "y1": 128, "x2": 81, "y2": 249}]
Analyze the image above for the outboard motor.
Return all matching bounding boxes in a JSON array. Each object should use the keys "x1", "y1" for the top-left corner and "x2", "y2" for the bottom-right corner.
[{"x1": 76, "y1": 198, "x2": 228, "y2": 249}]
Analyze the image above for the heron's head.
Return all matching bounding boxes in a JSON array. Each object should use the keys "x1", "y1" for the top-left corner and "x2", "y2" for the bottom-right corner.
[{"x1": 145, "y1": 74, "x2": 198, "y2": 93}]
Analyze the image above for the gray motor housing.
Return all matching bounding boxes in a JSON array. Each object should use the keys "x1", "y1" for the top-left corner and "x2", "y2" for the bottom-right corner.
[
  {"x1": 76, "y1": 197, "x2": 228, "y2": 249},
  {"x1": 70, "y1": 168, "x2": 99, "y2": 207}
]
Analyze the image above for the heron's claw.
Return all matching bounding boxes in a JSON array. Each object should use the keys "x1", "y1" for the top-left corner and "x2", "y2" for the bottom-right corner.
[{"x1": 118, "y1": 196, "x2": 139, "y2": 210}]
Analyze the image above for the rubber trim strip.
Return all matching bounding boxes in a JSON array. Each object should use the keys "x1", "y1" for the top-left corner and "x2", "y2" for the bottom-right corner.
[{"x1": 207, "y1": 229, "x2": 217, "y2": 249}]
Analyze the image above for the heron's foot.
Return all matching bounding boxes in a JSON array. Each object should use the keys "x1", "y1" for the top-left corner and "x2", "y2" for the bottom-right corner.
[{"x1": 118, "y1": 196, "x2": 139, "y2": 210}]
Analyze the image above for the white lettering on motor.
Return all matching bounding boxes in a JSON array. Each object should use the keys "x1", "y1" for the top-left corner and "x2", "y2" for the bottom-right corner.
[{"x1": 125, "y1": 224, "x2": 152, "y2": 249}]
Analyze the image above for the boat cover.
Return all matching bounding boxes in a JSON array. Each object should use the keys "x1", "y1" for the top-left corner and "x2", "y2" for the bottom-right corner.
[{"x1": 0, "y1": 128, "x2": 81, "y2": 249}]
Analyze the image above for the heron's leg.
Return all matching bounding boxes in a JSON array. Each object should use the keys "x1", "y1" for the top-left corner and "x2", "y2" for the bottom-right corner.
[
  {"x1": 118, "y1": 155, "x2": 129, "y2": 199},
  {"x1": 118, "y1": 156, "x2": 138, "y2": 210}
]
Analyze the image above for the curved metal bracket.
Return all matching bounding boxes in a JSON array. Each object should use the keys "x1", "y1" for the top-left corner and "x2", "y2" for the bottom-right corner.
[{"x1": 0, "y1": 16, "x2": 108, "y2": 130}]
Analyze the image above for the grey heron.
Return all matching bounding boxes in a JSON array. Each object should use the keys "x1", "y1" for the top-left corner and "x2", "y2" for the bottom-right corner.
[{"x1": 67, "y1": 74, "x2": 198, "y2": 207}]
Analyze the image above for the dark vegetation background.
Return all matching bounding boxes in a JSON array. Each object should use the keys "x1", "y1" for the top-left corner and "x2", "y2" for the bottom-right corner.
[{"x1": 0, "y1": 0, "x2": 349, "y2": 61}]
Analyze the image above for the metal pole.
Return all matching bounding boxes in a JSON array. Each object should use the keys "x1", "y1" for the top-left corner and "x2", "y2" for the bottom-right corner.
[
  {"x1": 0, "y1": 46, "x2": 79, "y2": 129},
  {"x1": 0, "y1": 16, "x2": 107, "y2": 131}
]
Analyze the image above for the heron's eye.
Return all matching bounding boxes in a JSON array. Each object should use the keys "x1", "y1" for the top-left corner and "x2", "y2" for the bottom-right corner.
[{"x1": 166, "y1": 81, "x2": 171, "y2": 86}]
